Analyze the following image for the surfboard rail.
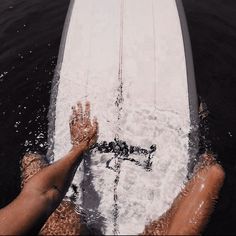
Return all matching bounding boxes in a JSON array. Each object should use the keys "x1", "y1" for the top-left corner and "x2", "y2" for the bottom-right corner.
[
  {"x1": 47, "y1": 0, "x2": 199, "y2": 234},
  {"x1": 176, "y1": 0, "x2": 199, "y2": 175},
  {"x1": 47, "y1": 0, "x2": 75, "y2": 162}
]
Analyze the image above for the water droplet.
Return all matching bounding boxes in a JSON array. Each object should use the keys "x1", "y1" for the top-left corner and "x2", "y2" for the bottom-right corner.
[
  {"x1": 24, "y1": 140, "x2": 29, "y2": 146},
  {"x1": 14, "y1": 121, "x2": 21, "y2": 128},
  {"x1": 0, "y1": 71, "x2": 8, "y2": 79},
  {"x1": 36, "y1": 133, "x2": 44, "y2": 139}
]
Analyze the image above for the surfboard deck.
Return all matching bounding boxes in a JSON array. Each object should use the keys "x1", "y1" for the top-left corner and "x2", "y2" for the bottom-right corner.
[{"x1": 48, "y1": 0, "x2": 198, "y2": 234}]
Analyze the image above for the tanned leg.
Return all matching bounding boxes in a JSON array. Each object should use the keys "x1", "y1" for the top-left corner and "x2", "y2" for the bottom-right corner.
[
  {"x1": 21, "y1": 153, "x2": 48, "y2": 187},
  {"x1": 0, "y1": 102, "x2": 98, "y2": 235},
  {"x1": 142, "y1": 154, "x2": 225, "y2": 235},
  {"x1": 21, "y1": 153, "x2": 84, "y2": 235}
]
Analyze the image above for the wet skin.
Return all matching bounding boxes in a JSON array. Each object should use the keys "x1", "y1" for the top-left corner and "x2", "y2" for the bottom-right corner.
[
  {"x1": 0, "y1": 102, "x2": 98, "y2": 235},
  {"x1": 0, "y1": 101, "x2": 225, "y2": 235},
  {"x1": 142, "y1": 154, "x2": 225, "y2": 235}
]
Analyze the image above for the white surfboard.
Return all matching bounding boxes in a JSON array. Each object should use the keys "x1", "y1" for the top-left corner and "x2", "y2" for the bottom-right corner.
[{"x1": 48, "y1": 0, "x2": 198, "y2": 234}]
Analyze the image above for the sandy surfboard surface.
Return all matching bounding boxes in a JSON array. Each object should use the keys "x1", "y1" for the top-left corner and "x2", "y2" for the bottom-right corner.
[{"x1": 48, "y1": 0, "x2": 198, "y2": 234}]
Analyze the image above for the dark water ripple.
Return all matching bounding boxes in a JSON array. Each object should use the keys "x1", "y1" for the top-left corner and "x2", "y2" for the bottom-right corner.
[
  {"x1": 183, "y1": 1, "x2": 236, "y2": 235},
  {"x1": 0, "y1": 0, "x2": 236, "y2": 235},
  {"x1": 0, "y1": 0, "x2": 69, "y2": 207}
]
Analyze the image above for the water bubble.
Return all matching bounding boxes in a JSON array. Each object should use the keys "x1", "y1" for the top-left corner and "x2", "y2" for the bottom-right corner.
[
  {"x1": 24, "y1": 140, "x2": 30, "y2": 146},
  {"x1": 35, "y1": 115, "x2": 40, "y2": 121},
  {"x1": 36, "y1": 133, "x2": 44, "y2": 139},
  {"x1": 0, "y1": 71, "x2": 8, "y2": 80},
  {"x1": 14, "y1": 121, "x2": 21, "y2": 128},
  {"x1": 18, "y1": 53, "x2": 24, "y2": 59}
]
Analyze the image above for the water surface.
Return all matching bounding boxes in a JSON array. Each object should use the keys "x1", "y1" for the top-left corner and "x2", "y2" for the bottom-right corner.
[{"x1": 0, "y1": 0, "x2": 236, "y2": 234}]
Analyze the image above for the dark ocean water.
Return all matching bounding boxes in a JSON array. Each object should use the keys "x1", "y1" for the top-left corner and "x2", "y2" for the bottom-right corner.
[{"x1": 0, "y1": 0, "x2": 235, "y2": 234}]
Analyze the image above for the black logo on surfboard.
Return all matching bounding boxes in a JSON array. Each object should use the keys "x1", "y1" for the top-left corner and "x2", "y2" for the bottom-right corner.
[{"x1": 92, "y1": 138, "x2": 157, "y2": 171}]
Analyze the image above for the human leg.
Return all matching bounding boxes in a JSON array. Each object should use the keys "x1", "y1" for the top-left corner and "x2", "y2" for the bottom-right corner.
[
  {"x1": 142, "y1": 154, "x2": 225, "y2": 235},
  {"x1": 0, "y1": 102, "x2": 97, "y2": 235},
  {"x1": 21, "y1": 152, "x2": 84, "y2": 235}
]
